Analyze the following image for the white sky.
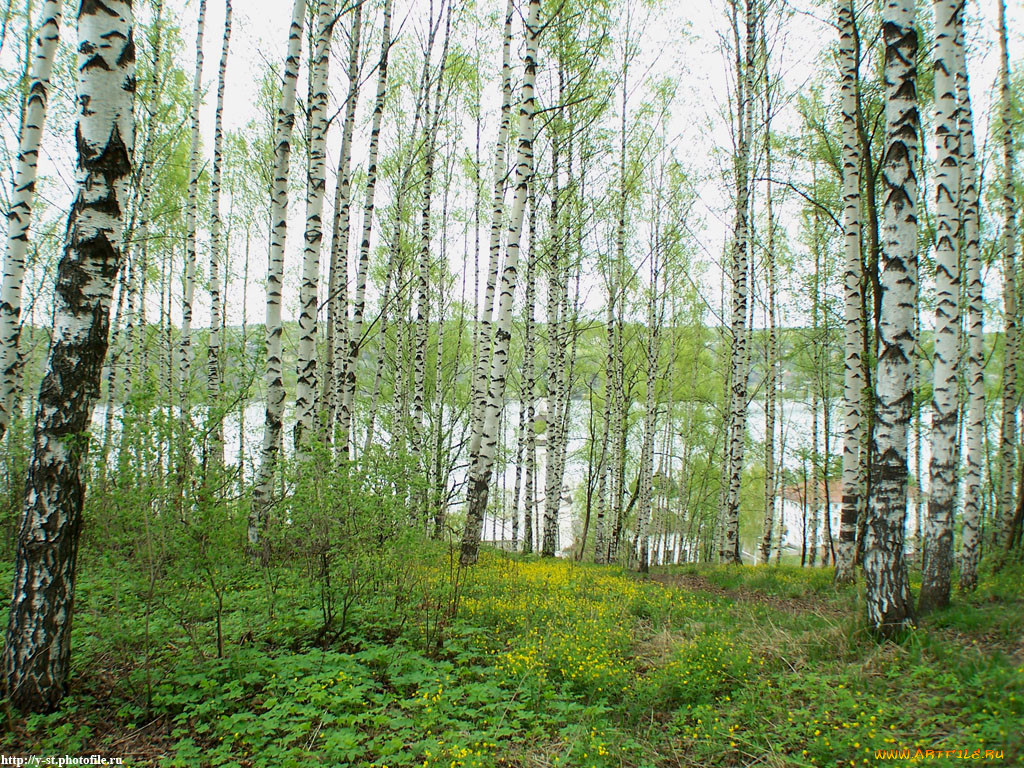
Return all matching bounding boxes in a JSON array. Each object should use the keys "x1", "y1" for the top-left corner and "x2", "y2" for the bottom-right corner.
[
  {"x1": 163, "y1": 0, "x2": 1024, "y2": 332},
  {"x1": 6, "y1": 0, "x2": 1024, "y2": 334}
]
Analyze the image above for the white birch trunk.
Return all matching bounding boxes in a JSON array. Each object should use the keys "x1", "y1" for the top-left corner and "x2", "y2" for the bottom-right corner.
[
  {"x1": 996, "y1": 0, "x2": 1018, "y2": 554},
  {"x1": 293, "y1": 0, "x2": 335, "y2": 450},
  {"x1": 339, "y1": 0, "x2": 393, "y2": 456},
  {"x1": 206, "y1": 0, "x2": 232, "y2": 467},
  {"x1": 637, "y1": 254, "x2": 662, "y2": 573},
  {"x1": 3, "y1": 0, "x2": 134, "y2": 712},
  {"x1": 608, "y1": 61, "x2": 630, "y2": 565},
  {"x1": 864, "y1": 0, "x2": 918, "y2": 637},
  {"x1": 835, "y1": 0, "x2": 862, "y2": 585},
  {"x1": 0, "y1": 0, "x2": 63, "y2": 437},
  {"x1": 722, "y1": 0, "x2": 755, "y2": 564},
  {"x1": 522, "y1": 183, "x2": 538, "y2": 555},
  {"x1": 325, "y1": 1, "x2": 362, "y2": 446},
  {"x1": 469, "y1": 0, "x2": 514, "y2": 441},
  {"x1": 957, "y1": 15, "x2": 984, "y2": 591},
  {"x1": 759, "y1": 44, "x2": 778, "y2": 564},
  {"x1": 249, "y1": 0, "x2": 307, "y2": 549},
  {"x1": 459, "y1": 0, "x2": 541, "y2": 566},
  {"x1": 542, "y1": 132, "x2": 563, "y2": 559},
  {"x1": 919, "y1": 0, "x2": 961, "y2": 613},
  {"x1": 127, "y1": 0, "x2": 164, "y2": 402},
  {"x1": 595, "y1": 284, "x2": 616, "y2": 565},
  {"x1": 411, "y1": 5, "x2": 452, "y2": 480},
  {"x1": 179, "y1": 0, "x2": 207, "y2": 413}
]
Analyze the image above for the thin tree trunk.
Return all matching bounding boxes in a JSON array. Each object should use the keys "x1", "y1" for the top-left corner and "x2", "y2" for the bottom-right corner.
[
  {"x1": 459, "y1": 0, "x2": 541, "y2": 565},
  {"x1": 206, "y1": 0, "x2": 232, "y2": 468},
  {"x1": 760, "y1": 41, "x2": 781, "y2": 556},
  {"x1": 919, "y1": 0, "x2": 962, "y2": 613},
  {"x1": 100, "y1": 266, "x2": 128, "y2": 471},
  {"x1": 854, "y1": 24, "x2": 880, "y2": 568},
  {"x1": 469, "y1": 0, "x2": 515, "y2": 441},
  {"x1": 340, "y1": 0, "x2": 394, "y2": 456},
  {"x1": 249, "y1": 0, "x2": 307, "y2": 549},
  {"x1": 957, "y1": 11, "x2": 984, "y2": 591},
  {"x1": 294, "y1": 0, "x2": 336, "y2": 450},
  {"x1": 128, "y1": 0, "x2": 163, "y2": 404},
  {"x1": 810, "y1": 372, "x2": 820, "y2": 567},
  {"x1": 608, "y1": 50, "x2": 630, "y2": 566},
  {"x1": 180, "y1": 0, "x2": 207, "y2": 417},
  {"x1": 523, "y1": 182, "x2": 538, "y2": 555},
  {"x1": 0, "y1": 0, "x2": 63, "y2": 438},
  {"x1": 637, "y1": 233, "x2": 663, "y2": 574},
  {"x1": 835, "y1": 0, "x2": 862, "y2": 585},
  {"x1": 511, "y1": 398, "x2": 526, "y2": 550},
  {"x1": 238, "y1": 227, "x2": 251, "y2": 495},
  {"x1": 594, "y1": 283, "x2": 615, "y2": 565},
  {"x1": 809, "y1": 165, "x2": 821, "y2": 568},
  {"x1": 411, "y1": 15, "x2": 446, "y2": 466},
  {"x1": 542, "y1": 124, "x2": 563, "y2": 559},
  {"x1": 996, "y1": 0, "x2": 1018, "y2": 559},
  {"x1": 759, "y1": 149, "x2": 778, "y2": 562},
  {"x1": 722, "y1": 0, "x2": 755, "y2": 564},
  {"x1": 324, "y1": 0, "x2": 362, "y2": 443}
]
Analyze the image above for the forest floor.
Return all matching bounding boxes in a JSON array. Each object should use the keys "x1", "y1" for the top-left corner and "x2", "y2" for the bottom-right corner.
[{"x1": 2, "y1": 550, "x2": 1022, "y2": 767}]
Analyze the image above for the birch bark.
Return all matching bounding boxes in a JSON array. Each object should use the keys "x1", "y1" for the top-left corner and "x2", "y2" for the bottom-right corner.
[
  {"x1": 0, "y1": 0, "x2": 63, "y2": 437},
  {"x1": 179, "y1": 0, "x2": 207, "y2": 415},
  {"x1": 206, "y1": 0, "x2": 232, "y2": 467},
  {"x1": 459, "y1": 0, "x2": 541, "y2": 565},
  {"x1": 864, "y1": 0, "x2": 918, "y2": 637},
  {"x1": 996, "y1": 0, "x2": 1018, "y2": 555},
  {"x1": 4, "y1": 0, "x2": 134, "y2": 711},
  {"x1": 294, "y1": 0, "x2": 336, "y2": 449},
  {"x1": 957, "y1": 14, "x2": 984, "y2": 591},
  {"x1": 249, "y1": 0, "x2": 307, "y2": 548},
  {"x1": 919, "y1": 0, "x2": 961, "y2": 613},
  {"x1": 835, "y1": 0, "x2": 863, "y2": 585}
]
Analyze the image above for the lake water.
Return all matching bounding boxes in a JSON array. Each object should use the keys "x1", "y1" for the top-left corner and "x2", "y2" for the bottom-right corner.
[{"x1": 89, "y1": 396, "x2": 962, "y2": 561}]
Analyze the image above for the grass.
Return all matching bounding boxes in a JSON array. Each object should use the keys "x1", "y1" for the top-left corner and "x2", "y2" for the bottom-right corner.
[{"x1": 2, "y1": 551, "x2": 1022, "y2": 767}]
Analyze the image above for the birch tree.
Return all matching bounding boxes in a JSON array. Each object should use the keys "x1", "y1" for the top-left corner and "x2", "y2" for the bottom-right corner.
[
  {"x1": 523, "y1": 181, "x2": 539, "y2": 555},
  {"x1": 294, "y1": 0, "x2": 335, "y2": 450},
  {"x1": 179, "y1": 0, "x2": 207, "y2": 413},
  {"x1": 469, "y1": 0, "x2": 514, "y2": 444},
  {"x1": 834, "y1": 0, "x2": 862, "y2": 585},
  {"x1": 542, "y1": 102, "x2": 565, "y2": 559},
  {"x1": 863, "y1": 0, "x2": 917, "y2": 638},
  {"x1": 758, "y1": 5, "x2": 780, "y2": 565},
  {"x1": 338, "y1": 0, "x2": 393, "y2": 456},
  {"x1": 637, "y1": 196, "x2": 666, "y2": 573},
  {"x1": 957, "y1": 11, "x2": 984, "y2": 591},
  {"x1": 460, "y1": 0, "x2": 541, "y2": 566},
  {"x1": 996, "y1": 0, "x2": 1018, "y2": 556},
  {"x1": 411, "y1": 2, "x2": 452, "y2": 486},
  {"x1": 809, "y1": 172, "x2": 822, "y2": 569},
  {"x1": 125, "y1": 0, "x2": 164, "y2": 404},
  {"x1": 324, "y1": 0, "x2": 362, "y2": 443},
  {"x1": 206, "y1": 0, "x2": 232, "y2": 467},
  {"x1": 4, "y1": 0, "x2": 134, "y2": 712},
  {"x1": 0, "y1": 0, "x2": 63, "y2": 439},
  {"x1": 919, "y1": 0, "x2": 961, "y2": 614},
  {"x1": 249, "y1": 0, "x2": 306, "y2": 549},
  {"x1": 722, "y1": 0, "x2": 755, "y2": 564}
]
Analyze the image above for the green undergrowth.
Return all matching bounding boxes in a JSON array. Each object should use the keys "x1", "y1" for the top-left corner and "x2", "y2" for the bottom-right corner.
[{"x1": 2, "y1": 553, "x2": 1021, "y2": 767}]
